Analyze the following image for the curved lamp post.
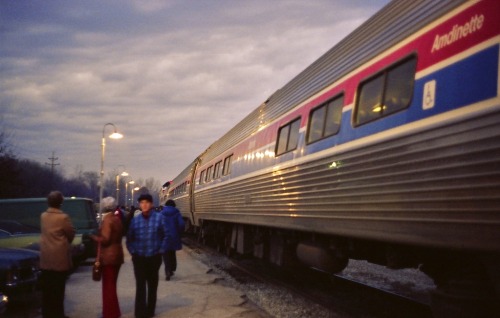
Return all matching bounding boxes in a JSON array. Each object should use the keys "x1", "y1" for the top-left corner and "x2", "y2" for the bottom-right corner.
[
  {"x1": 116, "y1": 169, "x2": 129, "y2": 205},
  {"x1": 131, "y1": 186, "x2": 140, "y2": 207},
  {"x1": 125, "y1": 180, "x2": 135, "y2": 207},
  {"x1": 99, "y1": 123, "x2": 123, "y2": 223}
]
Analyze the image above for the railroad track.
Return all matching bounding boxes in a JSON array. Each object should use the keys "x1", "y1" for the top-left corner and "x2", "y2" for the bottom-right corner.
[{"x1": 183, "y1": 236, "x2": 432, "y2": 318}]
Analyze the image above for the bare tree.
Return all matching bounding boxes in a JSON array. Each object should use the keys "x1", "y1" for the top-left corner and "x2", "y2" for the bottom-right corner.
[{"x1": 0, "y1": 124, "x2": 22, "y2": 198}]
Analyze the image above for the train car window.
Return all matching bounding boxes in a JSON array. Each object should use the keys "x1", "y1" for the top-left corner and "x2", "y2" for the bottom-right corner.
[
  {"x1": 276, "y1": 118, "x2": 301, "y2": 156},
  {"x1": 214, "y1": 161, "x2": 222, "y2": 179},
  {"x1": 355, "y1": 56, "x2": 416, "y2": 126},
  {"x1": 276, "y1": 125, "x2": 289, "y2": 155},
  {"x1": 199, "y1": 169, "x2": 206, "y2": 184},
  {"x1": 206, "y1": 165, "x2": 213, "y2": 182},
  {"x1": 222, "y1": 154, "x2": 233, "y2": 176},
  {"x1": 288, "y1": 119, "x2": 300, "y2": 150},
  {"x1": 308, "y1": 106, "x2": 325, "y2": 143},
  {"x1": 384, "y1": 58, "x2": 417, "y2": 115},
  {"x1": 307, "y1": 95, "x2": 344, "y2": 144}
]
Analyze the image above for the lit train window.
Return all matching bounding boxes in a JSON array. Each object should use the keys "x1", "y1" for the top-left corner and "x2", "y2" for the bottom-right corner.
[
  {"x1": 276, "y1": 117, "x2": 301, "y2": 156},
  {"x1": 214, "y1": 161, "x2": 222, "y2": 179},
  {"x1": 307, "y1": 95, "x2": 344, "y2": 144},
  {"x1": 354, "y1": 56, "x2": 417, "y2": 126},
  {"x1": 222, "y1": 154, "x2": 233, "y2": 176}
]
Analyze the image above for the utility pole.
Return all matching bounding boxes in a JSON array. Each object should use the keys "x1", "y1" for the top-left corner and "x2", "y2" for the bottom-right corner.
[
  {"x1": 45, "y1": 151, "x2": 60, "y2": 190},
  {"x1": 45, "y1": 151, "x2": 60, "y2": 174}
]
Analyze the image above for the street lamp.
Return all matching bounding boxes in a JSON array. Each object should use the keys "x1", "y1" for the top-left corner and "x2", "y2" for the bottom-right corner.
[
  {"x1": 115, "y1": 170, "x2": 128, "y2": 205},
  {"x1": 125, "y1": 180, "x2": 135, "y2": 207},
  {"x1": 99, "y1": 123, "x2": 123, "y2": 223},
  {"x1": 131, "y1": 186, "x2": 140, "y2": 206}
]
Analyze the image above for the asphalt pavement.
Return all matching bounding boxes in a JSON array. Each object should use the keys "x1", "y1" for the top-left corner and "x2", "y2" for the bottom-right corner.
[
  {"x1": 5, "y1": 244, "x2": 268, "y2": 318},
  {"x1": 70, "y1": 246, "x2": 268, "y2": 318}
]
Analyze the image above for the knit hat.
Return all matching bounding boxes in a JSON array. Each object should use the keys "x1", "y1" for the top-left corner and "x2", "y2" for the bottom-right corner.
[{"x1": 137, "y1": 193, "x2": 153, "y2": 203}]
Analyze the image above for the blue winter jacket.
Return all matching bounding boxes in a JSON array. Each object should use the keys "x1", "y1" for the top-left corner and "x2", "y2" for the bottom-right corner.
[
  {"x1": 126, "y1": 210, "x2": 170, "y2": 257},
  {"x1": 160, "y1": 206, "x2": 185, "y2": 251}
]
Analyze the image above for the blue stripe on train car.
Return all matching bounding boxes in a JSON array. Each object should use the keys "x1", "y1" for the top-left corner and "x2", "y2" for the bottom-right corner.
[
  {"x1": 414, "y1": 45, "x2": 498, "y2": 116},
  {"x1": 305, "y1": 45, "x2": 499, "y2": 157},
  {"x1": 224, "y1": 45, "x2": 499, "y2": 178}
]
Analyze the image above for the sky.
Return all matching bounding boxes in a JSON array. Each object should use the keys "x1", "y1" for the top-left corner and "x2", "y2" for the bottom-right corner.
[{"x1": 1, "y1": 0, "x2": 390, "y2": 185}]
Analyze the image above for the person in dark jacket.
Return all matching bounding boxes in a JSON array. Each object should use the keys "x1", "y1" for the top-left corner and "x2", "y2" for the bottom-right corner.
[{"x1": 160, "y1": 199, "x2": 185, "y2": 280}]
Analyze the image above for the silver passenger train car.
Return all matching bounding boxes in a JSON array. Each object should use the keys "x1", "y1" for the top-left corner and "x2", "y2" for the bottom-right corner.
[{"x1": 162, "y1": 0, "x2": 500, "y2": 315}]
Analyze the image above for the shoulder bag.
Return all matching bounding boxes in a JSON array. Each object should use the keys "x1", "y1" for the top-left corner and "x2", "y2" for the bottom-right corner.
[{"x1": 92, "y1": 240, "x2": 102, "y2": 281}]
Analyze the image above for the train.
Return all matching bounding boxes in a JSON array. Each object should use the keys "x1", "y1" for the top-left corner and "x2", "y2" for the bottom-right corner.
[{"x1": 161, "y1": 1, "x2": 500, "y2": 316}]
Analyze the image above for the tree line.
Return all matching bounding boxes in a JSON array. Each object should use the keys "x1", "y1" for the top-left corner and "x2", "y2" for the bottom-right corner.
[{"x1": 0, "y1": 128, "x2": 160, "y2": 205}]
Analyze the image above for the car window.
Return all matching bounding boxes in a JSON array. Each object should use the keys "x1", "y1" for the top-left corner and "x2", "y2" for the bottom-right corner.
[{"x1": 0, "y1": 199, "x2": 97, "y2": 233}]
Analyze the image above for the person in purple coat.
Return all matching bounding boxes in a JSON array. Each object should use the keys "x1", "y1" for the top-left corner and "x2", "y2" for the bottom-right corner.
[{"x1": 160, "y1": 199, "x2": 185, "y2": 280}]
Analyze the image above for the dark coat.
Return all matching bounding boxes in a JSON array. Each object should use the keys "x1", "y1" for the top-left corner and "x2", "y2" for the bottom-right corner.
[{"x1": 160, "y1": 206, "x2": 184, "y2": 251}]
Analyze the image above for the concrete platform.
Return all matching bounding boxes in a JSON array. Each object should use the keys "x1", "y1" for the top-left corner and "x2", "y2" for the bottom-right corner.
[{"x1": 63, "y1": 247, "x2": 268, "y2": 318}]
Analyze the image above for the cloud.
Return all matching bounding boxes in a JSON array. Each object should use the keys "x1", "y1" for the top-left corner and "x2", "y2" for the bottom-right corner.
[{"x1": 0, "y1": 0, "x2": 390, "y2": 184}]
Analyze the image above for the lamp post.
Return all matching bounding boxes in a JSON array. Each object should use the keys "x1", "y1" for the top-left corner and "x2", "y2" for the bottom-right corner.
[
  {"x1": 131, "y1": 186, "x2": 140, "y2": 206},
  {"x1": 99, "y1": 123, "x2": 123, "y2": 223},
  {"x1": 126, "y1": 180, "x2": 135, "y2": 207},
  {"x1": 115, "y1": 170, "x2": 128, "y2": 205}
]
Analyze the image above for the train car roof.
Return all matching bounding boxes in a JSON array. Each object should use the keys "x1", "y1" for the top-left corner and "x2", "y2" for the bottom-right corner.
[{"x1": 198, "y1": 0, "x2": 467, "y2": 164}]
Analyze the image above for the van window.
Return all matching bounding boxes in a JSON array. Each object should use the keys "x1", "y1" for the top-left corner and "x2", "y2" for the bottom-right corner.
[{"x1": 0, "y1": 199, "x2": 97, "y2": 234}]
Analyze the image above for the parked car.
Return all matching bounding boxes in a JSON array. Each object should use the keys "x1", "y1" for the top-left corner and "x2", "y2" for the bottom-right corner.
[
  {"x1": 0, "y1": 247, "x2": 40, "y2": 301},
  {"x1": 0, "y1": 197, "x2": 99, "y2": 264},
  {"x1": 0, "y1": 292, "x2": 7, "y2": 314}
]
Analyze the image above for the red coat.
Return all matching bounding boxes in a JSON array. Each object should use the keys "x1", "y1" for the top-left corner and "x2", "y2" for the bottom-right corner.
[{"x1": 99, "y1": 212, "x2": 124, "y2": 266}]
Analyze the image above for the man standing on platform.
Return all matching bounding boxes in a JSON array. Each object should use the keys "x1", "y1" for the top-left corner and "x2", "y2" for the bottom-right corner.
[
  {"x1": 40, "y1": 191, "x2": 75, "y2": 318},
  {"x1": 126, "y1": 194, "x2": 170, "y2": 318}
]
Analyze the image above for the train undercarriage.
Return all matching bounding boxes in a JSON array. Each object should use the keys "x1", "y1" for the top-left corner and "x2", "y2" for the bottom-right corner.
[{"x1": 192, "y1": 219, "x2": 500, "y2": 318}]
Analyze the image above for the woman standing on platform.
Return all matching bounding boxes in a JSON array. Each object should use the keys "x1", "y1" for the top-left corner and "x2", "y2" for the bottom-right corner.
[{"x1": 92, "y1": 197, "x2": 124, "y2": 318}]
